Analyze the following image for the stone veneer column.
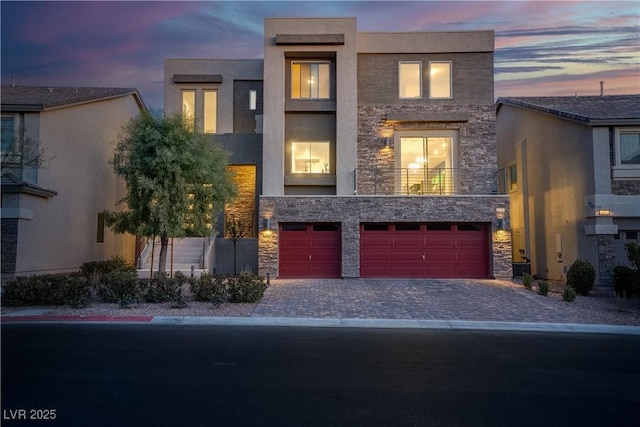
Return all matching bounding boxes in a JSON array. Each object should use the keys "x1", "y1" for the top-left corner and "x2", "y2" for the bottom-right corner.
[{"x1": 597, "y1": 234, "x2": 616, "y2": 286}]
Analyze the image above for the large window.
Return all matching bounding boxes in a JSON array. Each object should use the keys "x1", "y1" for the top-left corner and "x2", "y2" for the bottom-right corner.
[
  {"x1": 399, "y1": 62, "x2": 421, "y2": 99},
  {"x1": 291, "y1": 62, "x2": 330, "y2": 99},
  {"x1": 429, "y1": 62, "x2": 452, "y2": 98},
  {"x1": 397, "y1": 133, "x2": 456, "y2": 194},
  {"x1": 203, "y1": 90, "x2": 217, "y2": 134},
  {"x1": 1, "y1": 116, "x2": 14, "y2": 152},
  {"x1": 619, "y1": 131, "x2": 640, "y2": 165},
  {"x1": 291, "y1": 141, "x2": 331, "y2": 174}
]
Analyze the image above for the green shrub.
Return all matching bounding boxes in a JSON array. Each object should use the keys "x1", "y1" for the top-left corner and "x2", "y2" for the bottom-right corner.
[
  {"x1": 2, "y1": 275, "x2": 53, "y2": 306},
  {"x1": 56, "y1": 275, "x2": 91, "y2": 308},
  {"x1": 625, "y1": 242, "x2": 640, "y2": 271},
  {"x1": 613, "y1": 266, "x2": 636, "y2": 298},
  {"x1": 145, "y1": 272, "x2": 181, "y2": 303},
  {"x1": 522, "y1": 273, "x2": 533, "y2": 290},
  {"x1": 227, "y1": 271, "x2": 268, "y2": 303},
  {"x1": 562, "y1": 286, "x2": 577, "y2": 302},
  {"x1": 190, "y1": 273, "x2": 227, "y2": 305},
  {"x1": 536, "y1": 280, "x2": 550, "y2": 296},
  {"x1": 95, "y1": 270, "x2": 143, "y2": 307},
  {"x1": 566, "y1": 259, "x2": 596, "y2": 296},
  {"x1": 80, "y1": 256, "x2": 136, "y2": 278},
  {"x1": 1, "y1": 273, "x2": 90, "y2": 308}
]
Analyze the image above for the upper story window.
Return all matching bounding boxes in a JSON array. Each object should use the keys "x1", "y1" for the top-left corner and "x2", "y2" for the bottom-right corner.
[
  {"x1": 619, "y1": 130, "x2": 640, "y2": 165},
  {"x1": 291, "y1": 62, "x2": 330, "y2": 99},
  {"x1": 399, "y1": 61, "x2": 421, "y2": 99},
  {"x1": 429, "y1": 62, "x2": 452, "y2": 99},
  {"x1": 1, "y1": 116, "x2": 15, "y2": 152},
  {"x1": 291, "y1": 141, "x2": 331, "y2": 174},
  {"x1": 181, "y1": 89, "x2": 217, "y2": 133},
  {"x1": 249, "y1": 90, "x2": 257, "y2": 111}
]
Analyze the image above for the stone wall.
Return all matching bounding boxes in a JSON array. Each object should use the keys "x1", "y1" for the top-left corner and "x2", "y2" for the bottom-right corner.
[
  {"x1": 225, "y1": 165, "x2": 257, "y2": 237},
  {"x1": 259, "y1": 195, "x2": 511, "y2": 278},
  {"x1": 1, "y1": 218, "x2": 18, "y2": 277},
  {"x1": 612, "y1": 179, "x2": 640, "y2": 195},
  {"x1": 597, "y1": 234, "x2": 616, "y2": 286},
  {"x1": 357, "y1": 104, "x2": 497, "y2": 196}
]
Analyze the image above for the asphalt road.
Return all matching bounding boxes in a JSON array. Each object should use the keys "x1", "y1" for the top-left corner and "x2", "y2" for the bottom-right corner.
[{"x1": 2, "y1": 324, "x2": 639, "y2": 427}]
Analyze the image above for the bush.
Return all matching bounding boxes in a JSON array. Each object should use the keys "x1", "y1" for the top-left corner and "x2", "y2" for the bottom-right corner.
[
  {"x1": 80, "y1": 256, "x2": 136, "y2": 278},
  {"x1": 95, "y1": 270, "x2": 143, "y2": 307},
  {"x1": 227, "y1": 271, "x2": 268, "y2": 303},
  {"x1": 145, "y1": 272, "x2": 182, "y2": 303},
  {"x1": 566, "y1": 259, "x2": 596, "y2": 296},
  {"x1": 562, "y1": 286, "x2": 577, "y2": 302},
  {"x1": 1, "y1": 273, "x2": 90, "y2": 307},
  {"x1": 190, "y1": 273, "x2": 227, "y2": 305},
  {"x1": 613, "y1": 266, "x2": 637, "y2": 298},
  {"x1": 625, "y1": 242, "x2": 640, "y2": 271},
  {"x1": 522, "y1": 273, "x2": 533, "y2": 290},
  {"x1": 536, "y1": 280, "x2": 550, "y2": 296}
]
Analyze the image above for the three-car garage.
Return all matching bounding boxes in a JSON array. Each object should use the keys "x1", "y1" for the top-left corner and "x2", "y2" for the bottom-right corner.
[{"x1": 278, "y1": 222, "x2": 491, "y2": 279}]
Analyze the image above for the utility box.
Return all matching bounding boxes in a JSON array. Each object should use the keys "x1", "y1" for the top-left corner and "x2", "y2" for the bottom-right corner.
[{"x1": 512, "y1": 263, "x2": 531, "y2": 277}]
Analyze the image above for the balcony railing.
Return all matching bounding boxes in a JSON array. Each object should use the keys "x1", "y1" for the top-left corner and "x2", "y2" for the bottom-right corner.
[{"x1": 354, "y1": 167, "x2": 460, "y2": 195}]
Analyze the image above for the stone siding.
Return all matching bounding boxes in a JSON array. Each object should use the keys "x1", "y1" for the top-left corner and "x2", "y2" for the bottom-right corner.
[
  {"x1": 612, "y1": 179, "x2": 640, "y2": 195},
  {"x1": 259, "y1": 195, "x2": 511, "y2": 278},
  {"x1": 597, "y1": 234, "x2": 616, "y2": 286},
  {"x1": 225, "y1": 165, "x2": 257, "y2": 237},
  {"x1": 357, "y1": 104, "x2": 497, "y2": 196},
  {"x1": 1, "y1": 218, "x2": 18, "y2": 276}
]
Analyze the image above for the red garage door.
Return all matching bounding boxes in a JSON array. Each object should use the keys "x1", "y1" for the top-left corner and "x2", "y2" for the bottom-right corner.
[
  {"x1": 360, "y1": 223, "x2": 489, "y2": 278},
  {"x1": 279, "y1": 223, "x2": 341, "y2": 278}
]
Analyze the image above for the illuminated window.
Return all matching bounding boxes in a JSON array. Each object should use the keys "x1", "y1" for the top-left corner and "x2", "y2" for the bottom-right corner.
[
  {"x1": 203, "y1": 90, "x2": 217, "y2": 133},
  {"x1": 509, "y1": 164, "x2": 518, "y2": 190},
  {"x1": 397, "y1": 134, "x2": 456, "y2": 195},
  {"x1": 291, "y1": 142, "x2": 331, "y2": 174},
  {"x1": 291, "y1": 62, "x2": 329, "y2": 99},
  {"x1": 399, "y1": 62, "x2": 421, "y2": 99},
  {"x1": 429, "y1": 62, "x2": 452, "y2": 99},
  {"x1": 182, "y1": 90, "x2": 195, "y2": 129}
]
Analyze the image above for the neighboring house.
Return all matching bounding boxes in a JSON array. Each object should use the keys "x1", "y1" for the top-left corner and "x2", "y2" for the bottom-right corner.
[
  {"x1": 165, "y1": 17, "x2": 511, "y2": 279},
  {"x1": 1, "y1": 86, "x2": 146, "y2": 278},
  {"x1": 496, "y1": 95, "x2": 640, "y2": 285}
]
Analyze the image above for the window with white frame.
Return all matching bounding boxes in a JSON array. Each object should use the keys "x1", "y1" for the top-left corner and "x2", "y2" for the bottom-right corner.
[
  {"x1": 249, "y1": 90, "x2": 257, "y2": 111},
  {"x1": 182, "y1": 90, "x2": 195, "y2": 130},
  {"x1": 399, "y1": 62, "x2": 421, "y2": 99},
  {"x1": 290, "y1": 141, "x2": 331, "y2": 174},
  {"x1": 429, "y1": 62, "x2": 452, "y2": 98},
  {"x1": 1, "y1": 116, "x2": 14, "y2": 152},
  {"x1": 291, "y1": 62, "x2": 330, "y2": 99}
]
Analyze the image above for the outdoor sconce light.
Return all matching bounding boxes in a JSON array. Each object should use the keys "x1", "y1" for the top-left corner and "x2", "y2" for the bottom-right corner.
[
  {"x1": 597, "y1": 209, "x2": 611, "y2": 216},
  {"x1": 261, "y1": 216, "x2": 270, "y2": 230},
  {"x1": 383, "y1": 136, "x2": 390, "y2": 148},
  {"x1": 495, "y1": 207, "x2": 506, "y2": 219}
]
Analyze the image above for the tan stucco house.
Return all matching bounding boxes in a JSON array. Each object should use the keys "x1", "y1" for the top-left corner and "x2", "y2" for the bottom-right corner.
[
  {"x1": 497, "y1": 95, "x2": 640, "y2": 285},
  {"x1": 1, "y1": 86, "x2": 146, "y2": 278}
]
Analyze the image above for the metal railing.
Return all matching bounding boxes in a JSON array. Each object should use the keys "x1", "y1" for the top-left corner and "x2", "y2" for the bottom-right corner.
[{"x1": 354, "y1": 167, "x2": 460, "y2": 195}]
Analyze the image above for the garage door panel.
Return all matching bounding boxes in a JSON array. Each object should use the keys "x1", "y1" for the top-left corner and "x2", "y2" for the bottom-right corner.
[
  {"x1": 392, "y1": 237, "x2": 423, "y2": 248},
  {"x1": 425, "y1": 237, "x2": 455, "y2": 247},
  {"x1": 361, "y1": 237, "x2": 392, "y2": 247},
  {"x1": 280, "y1": 223, "x2": 341, "y2": 278}
]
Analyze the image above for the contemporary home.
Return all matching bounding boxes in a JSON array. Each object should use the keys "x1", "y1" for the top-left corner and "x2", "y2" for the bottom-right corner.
[
  {"x1": 496, "y1": 95, "x2": 640, "y2": 285},
  {"x1": 165, "y1": 17, "x2": 511, "y2": 279},
  {"x1": 1, "y1": 86, "x2": 146, "y2": 278}
]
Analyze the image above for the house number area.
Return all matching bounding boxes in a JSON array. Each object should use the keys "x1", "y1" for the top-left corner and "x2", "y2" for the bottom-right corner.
[{"x1": 3, "y1": 409, "x2": 57, "y2": 421}]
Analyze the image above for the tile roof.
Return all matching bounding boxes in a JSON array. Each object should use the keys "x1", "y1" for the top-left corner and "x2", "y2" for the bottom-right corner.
[
  {"x1": 1, "y1": 86, "x2": 143, "y2": 111},
  {"x1": 496, "y1": 95, "x2": 640, "y2": 125},
  {"x1": 0, "y1": 173, "x2": 57, "y2": 198}
]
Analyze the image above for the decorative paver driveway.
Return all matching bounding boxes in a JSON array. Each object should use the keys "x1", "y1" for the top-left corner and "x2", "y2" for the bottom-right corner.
[{"x1": 252, "y1": 278, "x2": 631, "y2": 324}]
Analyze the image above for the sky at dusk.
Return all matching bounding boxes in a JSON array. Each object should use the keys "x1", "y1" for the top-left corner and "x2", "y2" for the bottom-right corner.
[{"x1": 2, "y1": 0, "x2": 639, "y2": 110}]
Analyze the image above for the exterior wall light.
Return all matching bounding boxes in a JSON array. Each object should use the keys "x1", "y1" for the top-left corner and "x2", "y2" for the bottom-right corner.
[
  {"x1": 597, "y1": 209, "x2": 611, "y2": 216},
  {"x1": 384, "y1": 136, "x2": 390, "y2": 148},
  {"x1": 261, "y1": 216, "x2": 271, "y2": 230},
  {"x1": 495, "y1": 207, "x2": 506, "y2": 219}
]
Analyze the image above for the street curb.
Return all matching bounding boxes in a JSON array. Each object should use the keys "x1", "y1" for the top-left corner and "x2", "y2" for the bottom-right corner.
[{"x1": 3, "y1": 315, "x2": 640, "y2": 335}]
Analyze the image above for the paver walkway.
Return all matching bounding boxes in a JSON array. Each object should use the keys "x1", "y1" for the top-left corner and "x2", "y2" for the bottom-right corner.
[{"x1": 253, "y1": 278, "x2": 601, "y2": 323}]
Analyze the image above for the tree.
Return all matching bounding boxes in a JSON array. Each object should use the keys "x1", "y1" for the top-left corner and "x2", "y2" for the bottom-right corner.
[
  {"x1": 1, "y1": 125, "x2": 49, "y2": 178},
  {"x1": 104, "y1": 111, "x2": 237, "y2": 273},
  {"x1": 226, "y1": 217, "x2": 248, "y2": 275}
]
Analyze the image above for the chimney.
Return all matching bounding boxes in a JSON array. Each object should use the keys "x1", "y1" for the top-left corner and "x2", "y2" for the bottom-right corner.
[
  {"x1": 11, "y1": 75, "x2": 15, "y2": 87},
  {"x1": 600, "y1": 81, "x2": 604, "y2": 97}
]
